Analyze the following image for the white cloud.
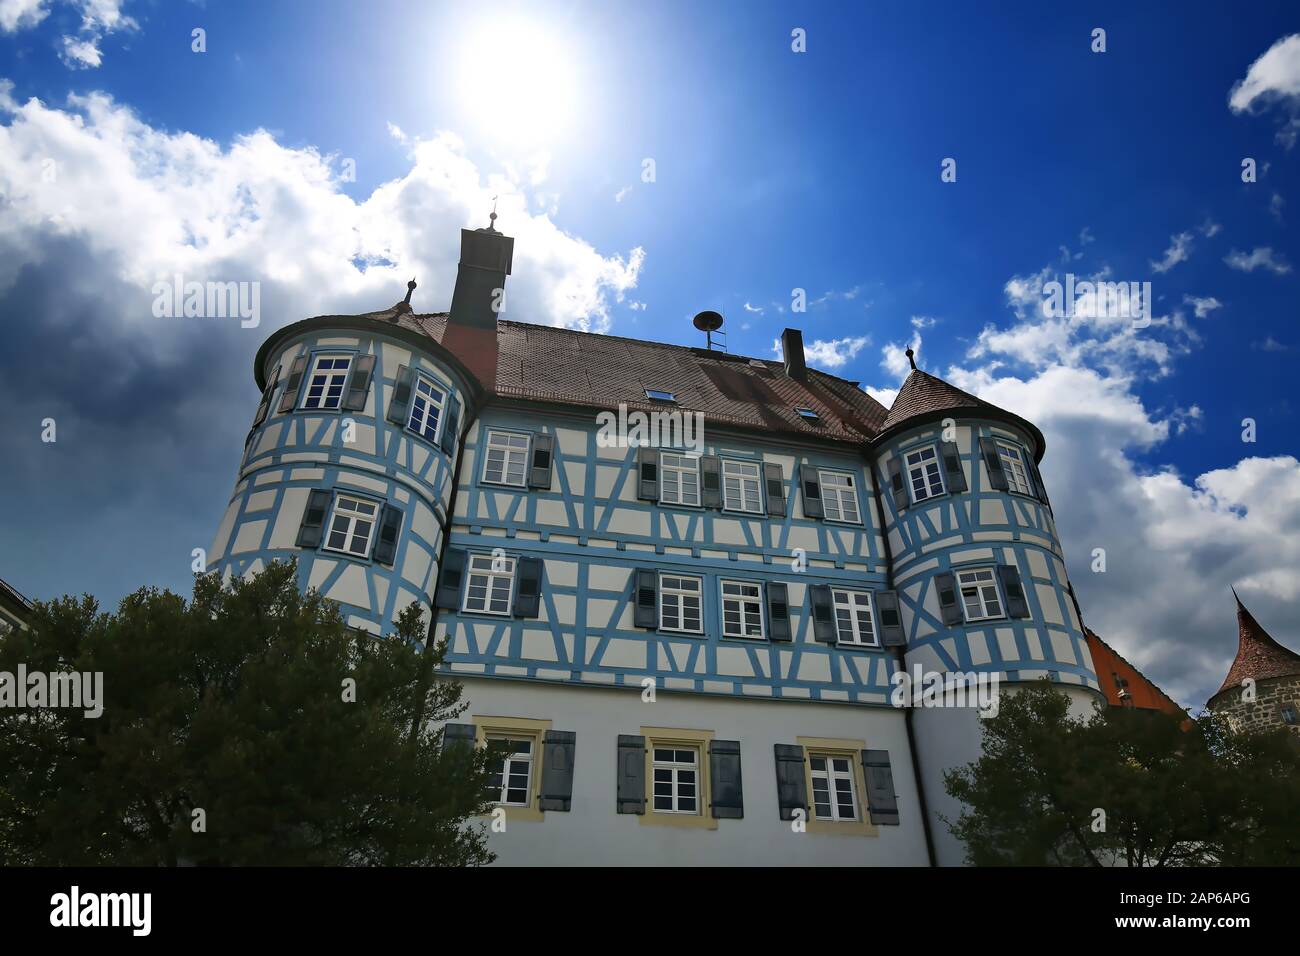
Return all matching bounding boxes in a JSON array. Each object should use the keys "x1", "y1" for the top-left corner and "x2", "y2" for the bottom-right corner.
[
  {"x1": 1252, "y1": 335, "x2": 1290, "y2": 352},
  {"x1": 881, "y1": 331, "x2": 922, "y2": 380},
  {"x1": 1199, "y1": 218, "x2": 1222, "y2": 237},
  {"x1": 910, "y1": 314, "x2": 937, "y2": 329},
  {"x1": 0, "y1": 0, "x2": 48, "y2": 32},
  {"x1": 1183, "y1": 294, "x2": 1222, "y2": 318},
  {"x1": 1150, "y1": 231, "x2": 1193, "y2": 273},
  {"x1": 614, "y1": 185, "x2": 631, "y2": 203},
  {"x1": 742, "y1": 301, "x2": 764, "y2": 314},
  {"x1": 1224, "y1": 246, "x2": 1292, "y2": 274},
  {"x1": 1229, "y1": 33, "x2": 1300, "y2": 113},
  {"x1": 1271, "y1": 191, "x2": 1286, "y2": 221},
  {"x1": 774, "y1": 334, "x2": 868, "y2": 371},
  {"x1": 58, "y1": 33, "x2": 102, "y2": 68},
  {"x1": 0, "y1": 84, "x2": 644, "y2": 335}
]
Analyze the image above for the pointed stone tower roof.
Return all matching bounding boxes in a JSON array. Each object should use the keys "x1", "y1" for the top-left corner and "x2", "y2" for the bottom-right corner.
[
  {"x1": 873, "y1": 351, "x2": 1046, "y2": 461},
  {"x1": 1214, "y1": 591, "x2": 1300, "y2": 698}
]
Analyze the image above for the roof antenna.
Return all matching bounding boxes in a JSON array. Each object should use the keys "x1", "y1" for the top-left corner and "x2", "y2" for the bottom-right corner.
[
  {"x1": 692, "y1": 310, "x2": 725, "y2": 351},
  {"x1": 905, "y1": 347, "x2": 917, "y2": 370}
]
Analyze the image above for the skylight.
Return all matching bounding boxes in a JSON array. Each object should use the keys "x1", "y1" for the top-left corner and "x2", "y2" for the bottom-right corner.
[
  {"x1": 796, "y1": 407, "x2": 819, "y2": 420},
  {"x1": 646, "y1": 389, "x2": 677, "y2": 403}
]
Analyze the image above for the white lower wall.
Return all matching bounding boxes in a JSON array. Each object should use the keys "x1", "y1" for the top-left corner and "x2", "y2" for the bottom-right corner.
[
  {"x1": 911, "y1": 684, "x2": 1103, "y2": 866},
  {"x1": 454, "y1": 677, "x2": 932, "y2": 866}
]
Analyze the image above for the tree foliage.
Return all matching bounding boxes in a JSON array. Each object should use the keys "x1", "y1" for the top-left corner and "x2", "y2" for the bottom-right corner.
[
  {"x1": 0, "y1": 561, "x2": 496, "y2": 866},
  {"x1": 944, "y1": 681, "x2": 1300, "y2": 866}
]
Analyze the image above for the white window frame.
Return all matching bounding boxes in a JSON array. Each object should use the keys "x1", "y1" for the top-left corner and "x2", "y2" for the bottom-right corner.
[
  {"x1": 996, "y1": 441, "x2": 1034, "y2": 497},
  {"x1": 658, "y1": 573, "x2": 703, "y2": 634},
  {"x1": 486, "y1": 734, "x2": 535, "y2": 807},
  {"x1": 482, "y1": 429, "x2": 530, "y2": 487},
  {"x1": 820, "y1": 470, "x2": 862, "y2": 524},
  {"x1": 408, "y1": 374, "x2": 445, "y2": 442},
  {"x1": 651, "y1": 745, "x2": 701, "y2": 815},
  {"x1": 956, "y1": 567, "x2": 1004, "y2": 622},
  {"x1": 462, "y1": 553, "x2": 517, "y2": 616},
  {"x1": 720, "y1": 579, "x2": 765, "y2": 640},
  {"x1": 322, "y1": 494, "x2": 379, "y2": 559},
  {"x1": 905, "y1": 445, "x2": 946, "y2": 503},
  {"x1": 721, "y1": 459, "x2": 764, "y2": 514},
  {"x1": 809, "y1": 753, "x2": 859, "y2": 822},
  {"x1": 659, "y1": 452, "x2": 701, "y2": 507},
  {"x1": 831, "y1": 588, "x2": 877, "y2": 647},
  {"x1": 300, "y1": 353, "x2": 353, "y2": 411}
]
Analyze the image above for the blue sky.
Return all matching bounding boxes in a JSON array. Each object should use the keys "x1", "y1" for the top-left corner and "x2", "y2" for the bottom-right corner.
[{"x1": 1, "y1": 0, "x2": 1297, "y2": 707}]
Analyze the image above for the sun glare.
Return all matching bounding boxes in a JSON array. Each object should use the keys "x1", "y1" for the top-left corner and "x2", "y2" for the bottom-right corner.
[{"x1": 452, "y1": 19, "x2": 581, "y2": 148}]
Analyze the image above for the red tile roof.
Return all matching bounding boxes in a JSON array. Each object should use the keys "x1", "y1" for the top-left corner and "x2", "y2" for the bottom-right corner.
[
  {"x1": 1214, "y1": 593, "x2": 1300, "y2": 697},
  {"x1": 1085, "y1": 629, "x2": 1185, "y2": 716},
  {"x1": 257, "y1": 309, "x2": 1051, "y2": 454}
]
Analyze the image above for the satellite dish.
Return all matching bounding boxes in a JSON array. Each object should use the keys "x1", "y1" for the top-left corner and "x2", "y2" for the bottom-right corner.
[{"x1": 692, "y1": 310, "x2": 724, "y2": 332}]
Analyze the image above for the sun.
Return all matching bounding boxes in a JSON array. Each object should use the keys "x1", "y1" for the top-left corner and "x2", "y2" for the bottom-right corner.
[{"x1": 452, "y1": 18, "x2": 581, "y2": 149}]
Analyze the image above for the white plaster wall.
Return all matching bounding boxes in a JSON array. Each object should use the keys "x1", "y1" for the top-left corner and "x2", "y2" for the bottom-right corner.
[
  {"x1": 911, "y1": 683, "x2": 1102, "y2": 866},
  {"x1": 453, "y1": 678, "x2": 931, "y2": 866}
]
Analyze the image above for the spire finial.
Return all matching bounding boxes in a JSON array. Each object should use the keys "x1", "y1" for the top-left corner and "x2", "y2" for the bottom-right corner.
[
  {"x1": 404, "y1": 278, "x2": 417, "y2": 306},
  {"x1": 905, "y1": 347, "x2": 917, "y2": 370},
  {"x1": 488, "y1": 195, "x2": 499, "y2": 232}
]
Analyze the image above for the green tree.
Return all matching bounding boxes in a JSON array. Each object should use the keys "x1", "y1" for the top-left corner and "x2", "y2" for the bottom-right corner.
[
  {"x1": 0, "y1": 561, "x2": 497, "y2": 866},
  {"x1": 944, "y1": 681, "x2": 1300, "y2": 866}
]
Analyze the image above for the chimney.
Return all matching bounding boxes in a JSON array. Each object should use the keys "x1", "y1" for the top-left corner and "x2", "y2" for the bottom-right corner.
[
  {"x1": 442, "y1": 223, "x2": 513, "y2": 391},
  {"x1": 781, "y1": 328, "x2": 807, "y2": 380},
  {"x1": 449, "y1": 226, "x2": 514, "y2": 329}
]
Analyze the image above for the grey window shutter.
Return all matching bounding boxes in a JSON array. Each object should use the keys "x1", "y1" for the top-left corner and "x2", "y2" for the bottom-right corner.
[
  {"x1": 766, "y1": 582, "x2": 792, "y2": 642},
  {"x1": 998, "y1": 564, "x2": 1030, "y2": 618},
  {"x1": 876, "y1": 590, "x2": 905, "y2": 647},
  {"x1": 372, "y1": 504, "x2": 403, "y2": 566},
  {"x1": 386, "y1": 364, "x2": 415, "y2": 426},
  {"x1": 809, "y1": 585, "x2": 836, "y2": 643},
  {"x1": 861, "y1": 750, "x2": 900, "y2": 825},
  {"x1": 934, "y1": 571, "x2": 964, "y2": 626},
  {"x1": 773, "y1": 744, "x2": 808, "y2": 820},
  {"x1": 799, "y1": 464, "x2": 824, "y2": 519},
  {"x1": 295, "y1": 489, "x2": 333, "y2": 548},
  {"x1": 1028, "y1": 456, "x2": 1052, "y2": 509},
  {"x1": 634, "y1": 569, "x2": 658, "y2": 629},
  {"x1": 342, "y1": 353, "x2": 375, "y2": 412},
  {"x1": 886, "y1": 457, "x2": 908, "y2": 512},
  {"x1": 978, "y1": 437, "x2": 1008, "y2": 491},
  {"x1": 513, "y1": 556, "x2": 543, "y2": 618},
  {"x1": 439, "y1": 395, "x2": 460, "y2": 455},
  {"x1": 700, "y1": 455, "x2": 722, "y2": 508},
  {"x1": 441, "y1": 722, "x2": 477, "y2": 755},
  {"x1": 528, "y1": 432, "x2": 555, "y2": 489},
  {"x1": 940, "y1": 440, "x2": 967, "y2": 493},
  {"x1": 764, "y1": 462, "x2": 786, "y2": 516},
  {"x1": 277, "y1": 354, "x2": 308, "y2": 413},
  {"x1": 616, "y1": 735, "x2": 646, "y2": 814},
  {"x1": 636, "y1": 446, "x2": 659, "y2": 501},
  {"x1": 709, "y1": 740, "x2": 744, "y2": 819},
  {"x1": 538, "y1": 730, "x2": 576, "y2": 811},
  {"x1": 435, "y1": 548, "x2": 468, "y2": 610},
  {"x1": 252, "y1": 361, "x2": 281, "y2": 428}
]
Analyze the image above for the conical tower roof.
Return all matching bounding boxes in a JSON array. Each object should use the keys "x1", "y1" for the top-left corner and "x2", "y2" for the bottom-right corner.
[
  {"x1": 873, "y1": 356, "x2": 1046, "y2": 460},
  {"x1": 1213, "y1": 591, "x2": 1300, "y2": 698}
]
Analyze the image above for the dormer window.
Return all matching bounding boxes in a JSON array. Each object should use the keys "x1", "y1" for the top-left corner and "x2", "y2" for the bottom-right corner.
[
  {"x1": 645, "y1": 389, "x2": 677, "y2": 403},
  {"x1": 796, "y1": 407, "x2": 819, "y2": 420}
]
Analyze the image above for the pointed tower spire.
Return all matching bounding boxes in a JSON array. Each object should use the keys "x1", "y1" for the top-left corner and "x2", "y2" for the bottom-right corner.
[{"x1": 1214, "y1": 589, "x2": 1300, "y2": 697}]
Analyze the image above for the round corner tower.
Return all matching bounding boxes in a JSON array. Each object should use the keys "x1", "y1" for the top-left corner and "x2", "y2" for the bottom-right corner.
[
  {"x1": 869, "y1": 353, "x2": 1102, "y2": 864},
  {"x1": 207, "y1": 225, "x2": 513, "y2": 639}
]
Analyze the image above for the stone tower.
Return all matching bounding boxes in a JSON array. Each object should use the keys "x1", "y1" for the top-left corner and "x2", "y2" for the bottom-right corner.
[{"x1": 1208, "y1": 593, "x2": 1300, "y2": 736}]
